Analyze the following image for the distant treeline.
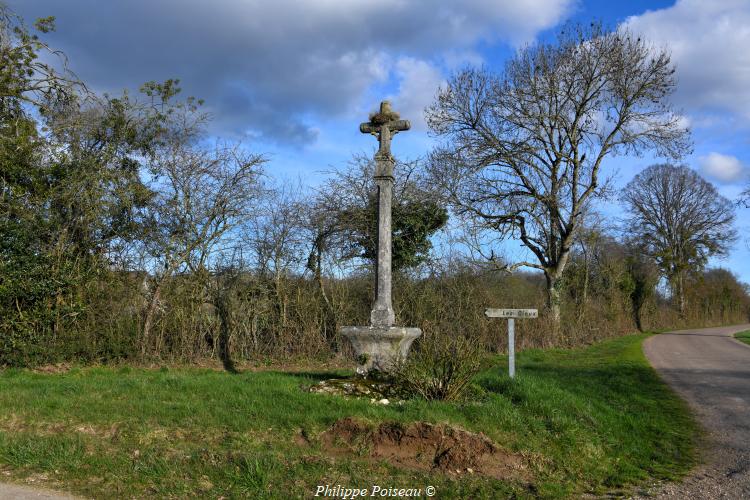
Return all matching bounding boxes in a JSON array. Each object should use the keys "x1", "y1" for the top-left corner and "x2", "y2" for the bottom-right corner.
[
  {"x1": 4, "y1": 254, "x2": 748, "y2": 367},
  {"x1": 1, "y1": 6, "x2": 748, "y2": 367}
]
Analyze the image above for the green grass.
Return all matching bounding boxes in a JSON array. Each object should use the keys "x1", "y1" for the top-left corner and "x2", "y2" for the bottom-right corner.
[
  {"x1": 0, "y1": 334, "x2": 698, "y2": 499},
  {"x1": 735, "y1": 330, "x2": 750, "y2": 346}
]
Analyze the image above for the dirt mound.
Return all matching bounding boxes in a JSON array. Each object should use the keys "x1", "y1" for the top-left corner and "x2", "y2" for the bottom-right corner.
[{"x1": 320, "y1": 417, "x2": 529, "y2": 481}]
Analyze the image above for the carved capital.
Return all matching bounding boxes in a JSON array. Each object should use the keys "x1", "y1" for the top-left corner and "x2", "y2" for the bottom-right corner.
[{"x1": 374, "y1": 154, "x2": 395, "y2": 178}]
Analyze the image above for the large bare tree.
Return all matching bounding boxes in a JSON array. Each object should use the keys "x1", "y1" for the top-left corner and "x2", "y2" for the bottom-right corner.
[
  {"x1": 139, "y1": 81, "x2": 266, "y2": 355},
  {"x1": 621, "y1": 164, "x2": 736, "y2": 316},
  {"x1": 426, "y1": 24, "x2": 691, "y2": 322}
]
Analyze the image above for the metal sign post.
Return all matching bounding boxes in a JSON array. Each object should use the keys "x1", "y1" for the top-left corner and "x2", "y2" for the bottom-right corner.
[{"x1": 485, "y1": 309, "x2": 538, "y2": 378}]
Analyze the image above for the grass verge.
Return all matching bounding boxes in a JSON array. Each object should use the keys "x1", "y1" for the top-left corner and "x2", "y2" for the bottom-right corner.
[
  {"x1": 734, "y1": 330, "x2": 750, "y2": 346},
  {"x1": 0, "y1": 333, "x2": 697, "y2": 498}
]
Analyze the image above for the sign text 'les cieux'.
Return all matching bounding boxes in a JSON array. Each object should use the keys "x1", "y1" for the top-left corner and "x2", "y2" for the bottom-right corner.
[{"x1": 485, "y1": 309, "x2": 538, "y2": 319}]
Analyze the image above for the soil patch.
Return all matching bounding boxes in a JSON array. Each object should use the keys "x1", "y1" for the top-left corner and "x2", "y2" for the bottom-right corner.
[{"x1": 320, "y1": 417, "x2": 530, "y2": 481}]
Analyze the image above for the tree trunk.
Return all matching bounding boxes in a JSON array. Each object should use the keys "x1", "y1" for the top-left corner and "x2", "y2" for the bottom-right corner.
[
  {"x1": 142, "y1": 258, "x2": 182, "y2": 357},
  {"x1": 545, "y1": 273, "x2": 562, "y2": 325},
  {"x1": 142, "y1": 279, "x2": 163, "y2": 357},
  {"x1": 312, "y1": 244, "x2": 337, "y2": 347},
  {"x1": 671, "y1": 271, "x2": 686, "y2": 319},
  {"x1": 215, "y1": 293, "x2": 236, "y2": 373},
  {"x1": 677, "y1": 272, "x2": 686, "y2": 318},
  {"x1": 633, "y1": 301, "x2": 644, "y2": 331},
  {"x1": 579, "y1": 252, "x2": 589, "y2": 322},
  {"x1": 273, "y1": 269, "x2": 287, "y2": 329}
]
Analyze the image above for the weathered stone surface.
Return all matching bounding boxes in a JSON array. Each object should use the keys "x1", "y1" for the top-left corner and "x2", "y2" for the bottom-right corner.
[
  {"x1": 362, "y1": 101, "x2": 409, "y2": 328},
  {"x1": 341, "y1": 326, "x2": 421, "y2": 373},
  {"x1": 340, "y1": 100, "x2": 421, "y2": 374},
  {"x1": 371, "y1": 174, "x2": 395, "y2": 328}
]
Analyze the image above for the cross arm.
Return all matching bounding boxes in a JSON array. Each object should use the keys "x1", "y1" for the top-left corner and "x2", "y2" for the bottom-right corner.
[
  {"x1": 388, "y1": 119, "x2": 410, "y2": 132},
  {"x1": 359, "y1": 119, "x2": 411, "y2": 135},
  {"x1": 360, "y1": 122, "x2": 378, "y2": 134}
]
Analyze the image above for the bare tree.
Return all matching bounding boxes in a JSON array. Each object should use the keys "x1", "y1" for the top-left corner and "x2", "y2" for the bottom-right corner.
[
  {"x1": 426, "y1": 23, "x2": 691, "y2": 323},
  {"x1": 139, "y1": 83, "x2": 266, "y2": 355},
  {"x1": 740, "y1": 185, "x2": 750, "y2": 208},
  {"x1": 242, "y1": 180, "x2": 308, "y2": 331},
  {"x1": 621, "y1": 164, "x2": 736, "y2": 317},
  {"x1": 568, "y1": 213, "x2": 608, "y2": 320}
]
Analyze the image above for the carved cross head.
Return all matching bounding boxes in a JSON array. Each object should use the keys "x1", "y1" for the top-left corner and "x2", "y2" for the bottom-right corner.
[{"x1": 359, "y1": 101, "x2": 410, "y2": 162}]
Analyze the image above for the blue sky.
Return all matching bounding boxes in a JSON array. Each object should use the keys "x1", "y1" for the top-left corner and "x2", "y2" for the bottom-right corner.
[{"x1": 8, "y1": 0, "x2": 750, "y2": 282}]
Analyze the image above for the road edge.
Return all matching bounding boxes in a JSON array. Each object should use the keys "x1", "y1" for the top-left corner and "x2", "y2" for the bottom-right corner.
[{"x1": 0, "y1": 481, "x2": 82, "y2": 500}]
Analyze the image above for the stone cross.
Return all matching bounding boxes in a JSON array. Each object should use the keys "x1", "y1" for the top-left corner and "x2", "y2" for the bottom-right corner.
[
  {"x1": 360, "y1": 101, "x2": 410, "y2": 327},
  {"x1": 340, "y1": 101, "x2": 420, "y2": 374}
]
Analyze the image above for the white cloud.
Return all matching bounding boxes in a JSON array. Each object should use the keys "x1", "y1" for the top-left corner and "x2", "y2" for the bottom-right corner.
[
  {"x1": 441, "y1": 50, "x2": 485, "y2": 70},
  {"x1": 389, "y1": 58, "x2": 446, "y2": 130},
  {"x1": 7, "y1": 0, "x2": 576, "y2": 145},
  {"x1": 699, "y1": 152, "x2": 746, "y2": 183},
  {"x1": 624, "y1": 0, "x2": 750, "y2": 120}
]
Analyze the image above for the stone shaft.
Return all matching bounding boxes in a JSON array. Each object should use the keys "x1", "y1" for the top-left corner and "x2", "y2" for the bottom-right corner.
[
  {"x1": 371, "y1": 167, "x2": 395, "y2": 327},
  {"x1": 341, "y1": 100, "x2": 420, "y2": 374}
]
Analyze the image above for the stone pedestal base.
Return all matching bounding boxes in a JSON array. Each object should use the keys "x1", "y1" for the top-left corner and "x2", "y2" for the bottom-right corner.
[{"x1": 340, "y1": 326, "x2": 421, "y2": 374}]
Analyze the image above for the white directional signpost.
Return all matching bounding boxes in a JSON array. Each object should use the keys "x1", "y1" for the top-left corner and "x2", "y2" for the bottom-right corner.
[{"x1": 485, "y1": 309, "x2": 538, "y2": 378}]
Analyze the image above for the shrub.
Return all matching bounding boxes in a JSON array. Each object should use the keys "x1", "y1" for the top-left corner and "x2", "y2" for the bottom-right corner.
[{"x1": 391, "y1": 330, "x2": 485, "y2": 401}]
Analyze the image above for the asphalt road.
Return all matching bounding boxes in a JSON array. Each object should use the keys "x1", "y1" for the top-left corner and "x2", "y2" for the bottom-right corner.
[{"x1": 641, "y1": 323, "x2": 750, "y2": 499}]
